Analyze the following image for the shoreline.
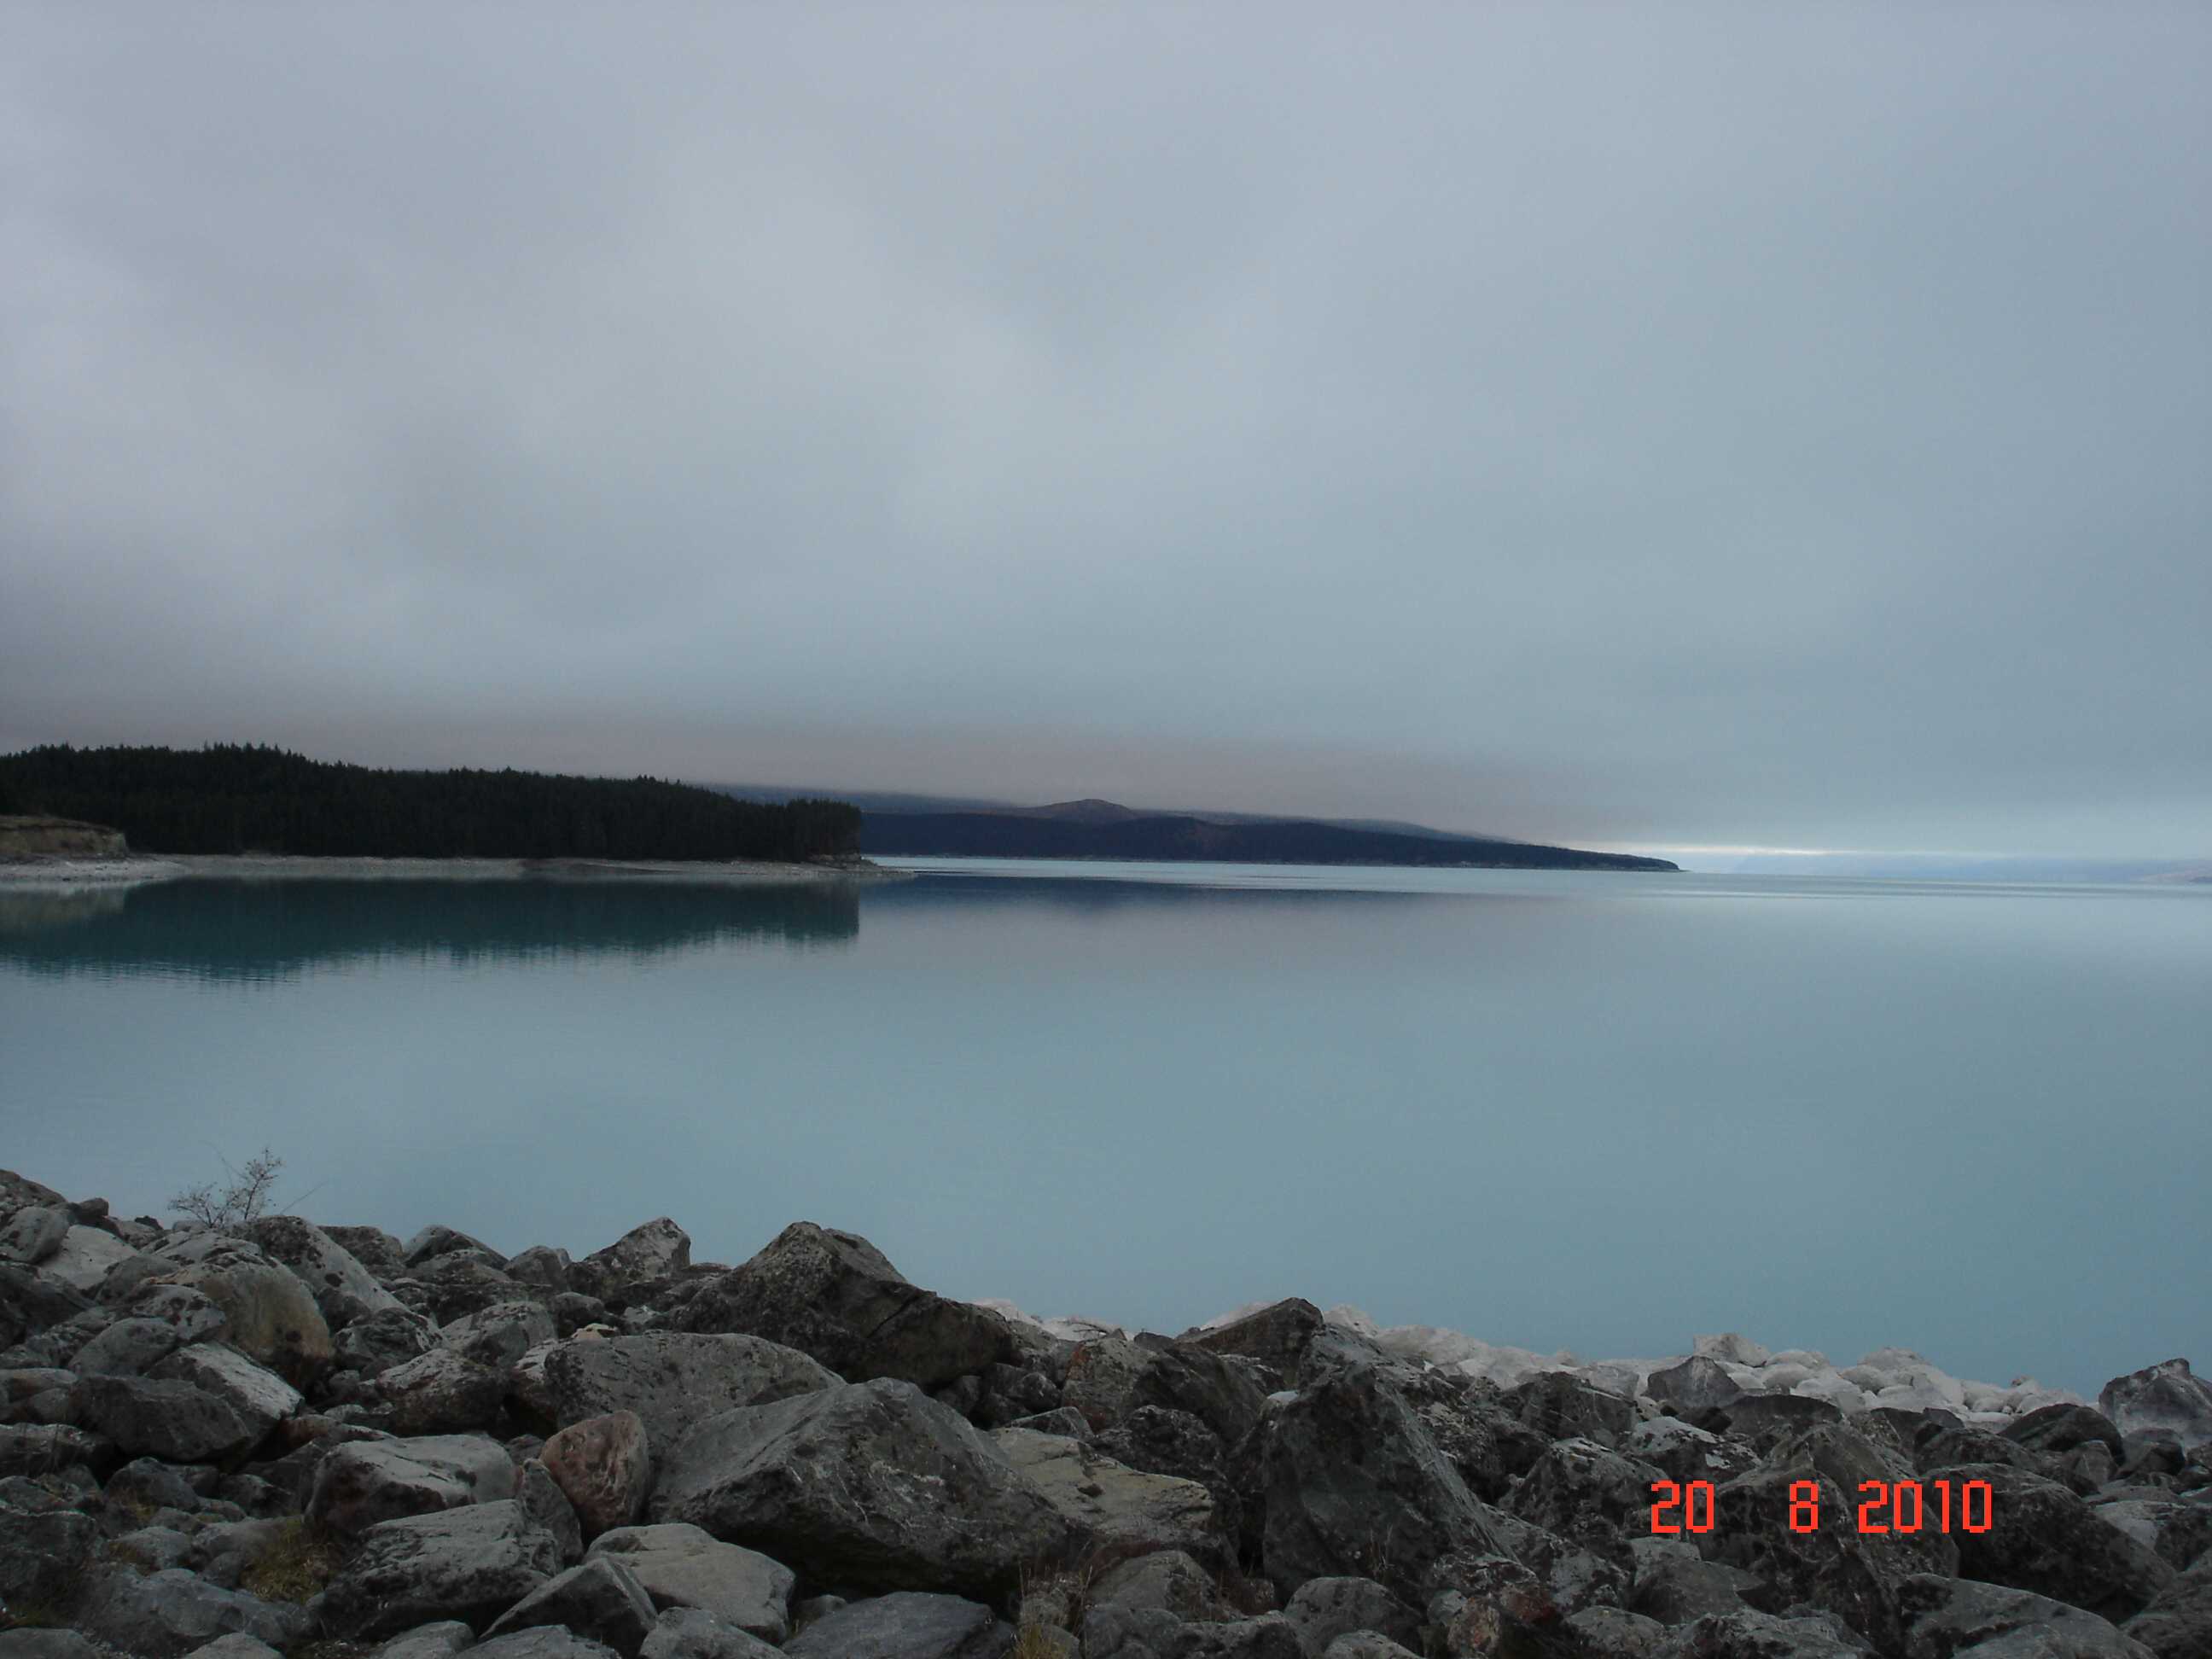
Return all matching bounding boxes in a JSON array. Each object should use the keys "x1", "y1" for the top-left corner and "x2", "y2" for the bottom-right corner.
[
  {"x1": 0, "y1": 1168, "x2": 2205, "y2": 1654},
  {"x1": 0, "y1": 852, "x2": 911, "y2": 888}
]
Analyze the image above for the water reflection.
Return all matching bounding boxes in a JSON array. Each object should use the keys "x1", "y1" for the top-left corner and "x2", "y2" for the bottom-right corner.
[{"x1": 0, "y1": 878, "x2": 859, "y2": 981}]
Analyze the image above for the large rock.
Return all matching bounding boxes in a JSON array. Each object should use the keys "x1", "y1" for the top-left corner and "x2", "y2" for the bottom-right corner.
[
  {"x1": 73, "y1": 1374, "x2": 262, "y2": 1463},
  {"x1": 543, "y1": 1411, "x2": 651, "y2": 1538},
  {"x1": 521, "y1": 1458, "x2": 585, "y2": 1564},
  {"x1": 579, "y1": 1220, "x2": 691, "y2": 1296},
  {"x1": 1282, "y1": 1575, "x2": 1423, "y2": 1655},
  {"x1": 1506, "y1": 1438, "x2": 1668, "y2": 1569},
  {"x1": 1691, "y1": 1468, "x2": 1904, "y2": 1650},
  {"x1": 1647, "y1": 1609, "x2": 1871, "y2": 1656},
  {"x1": 0, "y1": 1206, "x2": 71, "y2": 1267},
  {"x1": 38, "y1": 1226, "x2": 146, "y2": 1296},
  {"x1": 1936, "y1": 1462, "x2": 2174, "y2": 1623},
  {"x1": 636, "y1": 1608, "x2": 782, "y2": 1659},
  {"x1": 0, "y1": 1262, "x2": 93, "y2": 1352},
  {"x1": 1895, "y1": 1572, "x2": 2151, "y2": 1658},
  {"x1": 70, "y1": 1316, "x2": 187, "y2": 1377},
  {"x1": 1249, "y1": 1359, "x2": 1511, "y2": 1606},
  {"x1": 544, "y1": 1331, "x2": 838, "y2": 1453},
  {"x1": 245, "y1": 1216, "x2": 406, "y2": 1330},
  {"x1": 405, "y1": 1227, "x2": 507, "y2": 1270},
  {"x1": 485, "y1": 1557, "x2": 660, "y2": 1658},
  {"x1": 2101, "y1": 1360, "x2": 2212, "y2": 1451},
  {"x1": 1086, "y1": 1550, "x2": 1223, "y2": 1621},
  {"x1": 650, "y1": 1377, "x2": 1077, "y2": 1600},
  {"x1": 992, "y1": 1425, "x2": 1221, "y2": 1563},
  {"x1": 308, "y1": 1433, "x2": 519, "y2": 1539},
  {"x1": 166, "y1": 1264, "x2": 332, "y2": 1386},
  {"x1": 444, "y1": 1301, "x2": 556, "y2": 1371},
  {"x1": 317, "y1": 1499, "x2": 564, "y2": 1639},
  {"x1": 676, "y1": 1224, "x2": 1015, "y2": 1390},
  {"x1": 381, "y1": 1347, "x2": 507, "y2": 1435},
  {"x1": 589, "y1": 1522, "x2": 795, "y2": 1642},
  {"x1": 2124, "y1": 1554, "x2": 2212, "y2": 1659},
  {"x1": 1646, "y1": 1357, "x2": 1746, "y2": 1416},
  {"x1": 1062, "y1": 1336, "x2": 1156, "y2": 1430},
  {"x1": 1187, "y1": 1299, "x2": 1324, "y2": 1384},
  {"x1": 782, "y1": 1591, "x2": 1012, "y2": 1659},
  {"x1": 337, "y1": 1306, "x2": 438, "y2": 1378},
  {"x1": 148, "y1": 1343, "x2": 302, "y2": 1442},
  {"x1": 75, "y1": 1567, "x2": 309, "y2": 1659},
  {"x1": 0, "y1": 1501, "x2": 96, "y2": 1604}
]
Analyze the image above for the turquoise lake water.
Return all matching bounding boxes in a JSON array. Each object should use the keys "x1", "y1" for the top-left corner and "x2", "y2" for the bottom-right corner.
[{"x1": 3, "y1": 859, "x2": 2206, "y2": 1396}]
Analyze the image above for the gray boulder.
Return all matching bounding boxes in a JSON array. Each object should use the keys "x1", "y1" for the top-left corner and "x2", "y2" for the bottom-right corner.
[
  {"x1": 520, "y1": 1457, "x2": 585, "y2": 1563},
  {"x1": 1505, "y1": 1438, "x2": 1668, "y2": 1569},
  {"x1": 0, "y1": 1501, "x2": 96, "y2": 1604},
  {"x1": 637, "y1": 1607, "x2": 783, "y2": 1659},
  {"x1": 405, "y1": 1227, "x2": 507, "y2": 1269},
  {"x1": 1628, "y1": 1537, "x2": 1769, "y2": 1624},
  {"x1": 38, "y1": 1226, "x2": 146, "y2": 1296},
  {"x1": 364, "y1": 1621, "x2": 474, "y2": 1658},
  {"x1": 579, "y1": 1220, "x2": 691, "y2": 1295},
  {"x1": 675, "y1": 1223, "x2": 1015, "y2": 1390},
  {"x1": 485, "y1": 1556, "x2": 660, "y2": 1658},
  {"x1": 1089, "y1": 1550, "x2": 1222, "y2": 1621},
  {"x1": 1649, "y1": 1609, "x2": 1871, "y2": 1656},
  {"x1": 1691, "y1": 1468, "x2": 1901, "y2": 1650},
  {"x1": 68, "y1": 1316, "x2": 184, "y2": 1377},
  {"x1": 75, "y1": 1567, "x2": 309, "y2": 1659},
  {"x1": 1249, "y1": 1359, "x2": 1511, "y2": 1606},
  {"x1": 1506, "y1": 1371, "x2": 1638, "y2": 1448},
  {"x1": 505, "y1": 1247, "x2": 572, "y2": 1292},
  {"x1": 444, "y1": 1301, "x2": 556, "y2": 1371},
  {"x1": 0, "y1": 1630, "x2": 103, "y2": 1659},
  {"x1": 381, "y1": 1347, "x2": 507, "y2": 1435},
  {"x1": 1186, "y1": 1299, "x2": 1324, "y2": 1385},
  {"x1": 2124, "y1": 1553, "x2": 2212, "y2": 1659},
  {"x1": 73, "y1": 1374, "x2": 260, "y2": 1463},
  {"x1": 181, "y1": 1635, "x2": 283, "y2": 1659},
  {"x1": 473, "y1": 1633, "x2": 623, "y2": 1659},
  {"x1": 1646, "y1": 1357, "x2": 1746, "y2": 1416},
  {"x1": 1564, "y1": 1606, "x2": 1669, "y2": 1657},
  {"x1": 245, "y1": 1215, "x2": 405, "y2": 1330},
  {"x1": 1319, "y1": 1638, "x2": 1421, "y2": 1659},
  {"x1": 0, "y1": 1207, "x2": 71, "y2": 1268},
  {"x1": 308, "y1": 1432, "x2": 518, "y2": 1538},
  {"x1": 589, "y1": 1522, "x2": 795, "y2": 1642},
  {"x1": 2102, "y1": 1360, "x2": 2212, "y2": 1451},
  {"x1": 317, "y1": 1498, "x2": 564, "y2": 1638},
  {"x1": 650, "y1": 1377, "x2": 1077, "y2": 1600},
  {"x1": 1062, "y1": 1336, "x2": 1156, "y2": 1430},
  {"x1": 992, "y1": 1425, "x2": 1221, "y2": 1563},
  {"x1": 1895, "y1": 1572, "x2": 2151, "y2": 1658},
  {"x1": 783, "y1": 1591, "x2": 1013, "y2": 1659},
  {"x1": 148, "y1": 1343, "x2": 302, "y2": 1443},
  {"x1": 337, "y1": 1306, "x2": 438, "y2": 1378},
  {"x1": 162, "y1": 1264, "x2": 331, "y2": 1386},
  {"x1": 544, "y1": 1331, "x2": 838, "y2": 1453},
  {"x1": 1282, "y1": 1575, "x2": 1422, "y2": 1655},
  {"x1": 1936, "y1": 1462, "x2": 2174, "y2": 1623}
]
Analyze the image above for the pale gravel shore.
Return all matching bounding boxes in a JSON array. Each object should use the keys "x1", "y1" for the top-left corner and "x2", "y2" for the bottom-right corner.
[{"x1": 0, "y1": 853, "x2": 909, "y2": 887}]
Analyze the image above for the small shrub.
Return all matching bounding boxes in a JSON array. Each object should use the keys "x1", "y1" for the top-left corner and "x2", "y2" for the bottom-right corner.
[
  {"x1": 169, "y1": 1146, "x2": 285, "y2": 1229},
  {"x1": 240, "y1": 1516, "x2": 341, "y2": 1604}
]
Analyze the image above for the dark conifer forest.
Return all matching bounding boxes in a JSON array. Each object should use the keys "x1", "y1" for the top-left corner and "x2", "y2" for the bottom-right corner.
[{"x1": 0, "y1": 744, "x2": 860, "y2": 862}]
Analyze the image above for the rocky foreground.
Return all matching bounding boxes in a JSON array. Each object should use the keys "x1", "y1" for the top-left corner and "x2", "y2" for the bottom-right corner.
[{"x1": 2, "y1": 1172, "x2": 2207, "y2": 1659}]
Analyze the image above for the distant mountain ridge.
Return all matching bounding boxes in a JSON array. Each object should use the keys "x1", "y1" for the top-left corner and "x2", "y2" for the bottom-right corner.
[{"x1": 851, "y1": 798, "x2": 1675, "y2": 871}]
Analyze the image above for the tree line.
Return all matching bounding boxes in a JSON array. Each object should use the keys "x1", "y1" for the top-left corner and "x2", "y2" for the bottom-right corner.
[{"x1": 0, "y1": 744, "x2": 861, "y2": 862}]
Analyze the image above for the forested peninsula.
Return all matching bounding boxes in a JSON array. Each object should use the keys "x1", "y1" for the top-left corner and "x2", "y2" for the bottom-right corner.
[{"x1": 0, "y1": 745, "x2": 861, "y2": 863}]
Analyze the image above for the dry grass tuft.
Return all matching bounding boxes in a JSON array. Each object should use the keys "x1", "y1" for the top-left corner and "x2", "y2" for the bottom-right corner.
[{"x1": 240, "y1": 1516, "x2": 341, "y2": 1604}]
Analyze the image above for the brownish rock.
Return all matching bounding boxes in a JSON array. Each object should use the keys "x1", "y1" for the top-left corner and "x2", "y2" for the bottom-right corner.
[{"x1": 542, "y1": 1407, "x2": 652, "y2": 1539}]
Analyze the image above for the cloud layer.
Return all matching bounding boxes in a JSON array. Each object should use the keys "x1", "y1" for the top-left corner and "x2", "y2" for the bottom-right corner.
[{"x1": 5, "y1": 5, "x2": 2206, "y2": 851}]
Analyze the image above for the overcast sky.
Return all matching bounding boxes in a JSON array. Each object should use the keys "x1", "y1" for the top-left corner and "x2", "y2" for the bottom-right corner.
[{"x1": 3, "y1": 4, "x2": 2206, "y2": 853}]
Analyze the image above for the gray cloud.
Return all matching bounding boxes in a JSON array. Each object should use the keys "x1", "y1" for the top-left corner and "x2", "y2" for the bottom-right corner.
[{"x1": 4, "y1": 4, "x2": 2207, "y2": 853}]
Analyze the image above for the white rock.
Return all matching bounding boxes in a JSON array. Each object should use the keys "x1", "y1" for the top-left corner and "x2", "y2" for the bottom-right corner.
[
  {"x1": 1767, "y1": 1349, "x2": 1830, "y2": 1369},
  {"x1": 39, "y1": 1225, "x2": 146, "y2": 1293},
  {"x1": 1790, "y1": 1372, "x2": 1869, "y2": 1414},
  {"x1": 1323, "y1": 1305, "x2": 1382, "y2": 1338},
  {"x1": 1694, "y1": 1333, "x2": 1772, "y2": 1366}
]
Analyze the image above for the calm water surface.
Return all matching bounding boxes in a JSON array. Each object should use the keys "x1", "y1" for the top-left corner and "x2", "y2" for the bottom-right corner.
[{"x1": 3, "y1": 859, "x2": 2206, "y2": 1395}]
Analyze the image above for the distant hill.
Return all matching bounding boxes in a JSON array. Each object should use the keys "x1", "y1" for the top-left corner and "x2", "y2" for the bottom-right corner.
[
  {"x1": 857, "y1": 800, "x2": 1675, "y2": 870},
  {"x1": 702, "y1": 783, "x2": 1519, "y2": 843},
  {"x1": 0, "y1": 745, "x2": 861, "y2": 863}
]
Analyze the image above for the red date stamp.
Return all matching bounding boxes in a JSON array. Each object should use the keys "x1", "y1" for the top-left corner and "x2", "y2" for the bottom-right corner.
[{"x1": 1650, "y1": 1478, "x2": 1995, "y2": 1535}]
